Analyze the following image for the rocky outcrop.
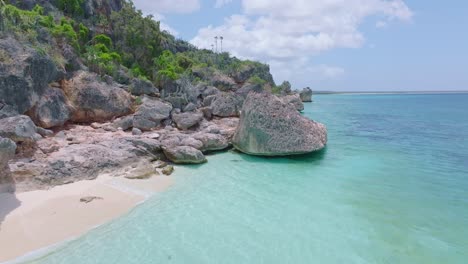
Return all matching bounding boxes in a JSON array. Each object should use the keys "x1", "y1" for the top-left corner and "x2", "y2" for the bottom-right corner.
[
  {"x1": 209, "y1": 93, "x2": 243, "y2": 117},
  {"x1": 193, "y1": 133, "x2": 229, "y2": 152},
  {"x1": 64, "y1": 71, "x2": 133, "y2": 123},
  {"x1": 281, "y1": 94, "x2": 304, "y2": 112},
  {"x1": 29, "y1": 87, "x2": 71, "y2": 128},
  {"x1": 0, "y1": 36, "x2": 59, "y2": 115},
  {"x1": 0, "y1": 137, "x2": 16, "y2": 193},
  {"x1": 160, "y1": 77, "x2": 199, "y2": 109},
  {"x1": 133, "y1": 96, "x2": 172, "y2": 131},
  {"x1": 0, "y1": 115, "x2": 38, "y2": 143},
  {"x1": 300, "y1": 87, "x2": 313, "y2": 102},
  {"x1": 236, "y1": 83, "x2": 263, "y2": 98},
  {"x1": 172, "y1": 111, "x2": 204, "y2": 130},
  {"x1": 232, "y1": 93, "x2": 327, "y2": 156},
  {"x1": 163, "y1": 146, "x2": 207, "y2": 164},
  {"x1": 128, "y1": 78, "x2": 159, "y2": 96}
]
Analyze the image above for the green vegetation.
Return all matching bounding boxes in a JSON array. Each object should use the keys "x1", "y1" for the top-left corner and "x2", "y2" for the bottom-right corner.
[{"x1": 0, "y1": 0, "x2": 275, "y2": 87}]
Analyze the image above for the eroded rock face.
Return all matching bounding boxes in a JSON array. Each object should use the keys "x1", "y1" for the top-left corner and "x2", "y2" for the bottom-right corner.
[
  {"x1": 65, "y1": 71, "x2": 133, "y2": 123},
  {"x1": 210, "y1": 93, "x2": 243, "y2": 117},
  {"x1": 0, "y1": 115, "x2": 38, "y2": 143},
  {"x1": 281, "y1": 94, "x2": 304, "y2": 112},
  {"x1": 232, "y1": 93, "x2": 327, "y2": 156},
  {"x1": 129, "y1": 78, "x2": 159, "y2": 96},
  {"x1": 0, "y1": 36, "x2": 59, "y2": 115},
  {"x1": 300, "y1": 87, "x2": 313, "y2": 102},
  {"x1": 133, "y1": 96, "x2": 172, "y2": 131},
  {"x1": 163, "y1": 146, "x2": 207, "y2": 164},
  {"x1": 172, "y1": 111, "x2": 203, "y2": 130},
  {"x1": 0, "y1": 137, "x2": 16, "y2": 193},
  {"x1": 29, "y1": 87, "x2": 71, "y2": 128}
]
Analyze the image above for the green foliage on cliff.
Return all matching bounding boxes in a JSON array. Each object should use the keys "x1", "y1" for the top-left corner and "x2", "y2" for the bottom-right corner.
[{"x1": 0, "y1": 0, "x2": 276, "y2": 87}]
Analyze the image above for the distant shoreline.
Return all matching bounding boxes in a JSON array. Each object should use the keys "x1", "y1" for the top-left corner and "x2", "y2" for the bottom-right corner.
[{"x1": 313, "y1": 91, "x2": 468, "y2": 95}]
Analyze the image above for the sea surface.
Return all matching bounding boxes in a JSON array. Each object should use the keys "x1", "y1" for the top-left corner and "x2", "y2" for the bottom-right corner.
[{"x1": 27, "y1": 94, "x2": 468, "y2": 264}]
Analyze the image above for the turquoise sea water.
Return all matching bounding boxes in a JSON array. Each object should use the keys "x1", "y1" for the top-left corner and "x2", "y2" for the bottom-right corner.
[{"x1": 28, "y1": 94, "x2": 468, "y2": 264}]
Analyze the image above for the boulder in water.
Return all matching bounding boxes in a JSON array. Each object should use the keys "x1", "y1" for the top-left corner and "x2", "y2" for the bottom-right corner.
[{"x1": 232, "y1": 92, "x2": 327, "y2": 156}]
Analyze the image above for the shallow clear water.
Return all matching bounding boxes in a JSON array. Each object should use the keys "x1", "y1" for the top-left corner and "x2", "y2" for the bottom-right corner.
[{"x1": 28, "y1": 94, "x2": 468, "y2": 264}]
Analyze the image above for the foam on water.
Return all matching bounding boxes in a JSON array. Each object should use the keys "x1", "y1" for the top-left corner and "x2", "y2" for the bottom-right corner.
[{"x1": 26, "y1": 94, "x2": 468, "y2": 264}]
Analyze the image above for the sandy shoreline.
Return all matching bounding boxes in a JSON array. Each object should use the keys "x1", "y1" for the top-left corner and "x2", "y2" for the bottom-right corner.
[{"x1": 0, "y1": 173, "x2": 172, "y2": 263}]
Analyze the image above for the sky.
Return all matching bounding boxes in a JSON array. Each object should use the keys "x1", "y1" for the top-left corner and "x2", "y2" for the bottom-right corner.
[{"x1": 132, "y1": 0, "x2": 468, "y2": 91}]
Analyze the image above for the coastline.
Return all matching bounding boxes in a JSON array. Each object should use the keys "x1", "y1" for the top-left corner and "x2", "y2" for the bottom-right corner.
[{"x1": 0, "y1": 173, "x2": 173, "y2": 263}]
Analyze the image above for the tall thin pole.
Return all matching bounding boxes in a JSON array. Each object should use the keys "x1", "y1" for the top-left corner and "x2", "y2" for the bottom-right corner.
[
  {"x1": 220, "y1": 36, "x2": 223, "y2": 53},
  {"x1": 215, "y1": 36, "x2": 218, "y2": 53}
]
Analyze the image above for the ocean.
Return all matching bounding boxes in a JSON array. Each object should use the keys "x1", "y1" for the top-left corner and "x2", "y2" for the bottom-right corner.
[{"x1": 27, "y1": 94, "x2": 468, "y2": 264}]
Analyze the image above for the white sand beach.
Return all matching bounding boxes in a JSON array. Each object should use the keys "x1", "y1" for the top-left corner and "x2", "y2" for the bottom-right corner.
[{"x1": 0, "y1": 174, "x2": 172, "y2": 263}]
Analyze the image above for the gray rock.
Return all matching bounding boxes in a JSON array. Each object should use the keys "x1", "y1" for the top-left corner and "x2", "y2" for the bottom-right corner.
[
  {"x1": 133, "y1": 96, "x2": 173, "y2": 131},
  {"x1": 36, "y1": 127, "x2": 54, "y2": 137},
  {"x1": 0, "y1": 102, "x2": 19, "y2": 119},
  {"x1": 162, "y1": 165, "x2": 174, "y2": 176},
  {"x1": 132, "y1": 128, "x2": 143, "y2": 136},
  {"x1": 0, "y1": 137, "x2": 16, "y2": 193},
  {"x1": 211, "y1": 71, "x2": 237, "y2": 91},
  {"x1": 65, "y1": 71, "x2": 133, "y2": 123},
  {"x1": 236, "y1": 83, "x2": 263, "y2": 98},
  {"x1": 129, "y1": 78, "x2": 159, "y2": 96},
  {"x1": 198, "y1": 85, "x2": 220, "y2": 98},
  {"x1": 193, "y1": 133, "x2": 229, "y2": 152},
  {"x1": 160, "y1": 77, "x2": 200, "y2": 109},
  {"x1": 300, "y1": 87, "x2": 313, "y2": 102},
  {"x1": 183, "y1": 102, "x2": 197, "y2": 112},
  {"x1": 163, "y1": 146, "x2": 207, "y2": 164},
  {"x1": 232, "y1": 93, "x2": 327, "y2": 156},
  {"x1": 0, "y1": 115, "x2": 37, "y2": 143},
  {"x1": 29, "y1": 87, "x2": 71, "y2": 128},
  {"x1": 277, "y1": 81, "x2": 292, "y2": 95},
  {"x1": 0, "y1": 37, "x2": 59, "y2": 115},
  {"x1": 281, "y1": 94, "x2": 304, "y2": 112},
  {"x1": 232, "y1": 65, "x2": 255, "y2": 83},
  {"x1": 172, "y1": 111, "x2": 204, "y2": 130},
  {"x1": 200, "y1": 107, "x2": 213, "y2": 120},
  {"x1": 211, "y1": 93, "x2": 243, "y2": 117},
  {"x1": 112, "y1": 116, "x2": 134, "y2": 130}
]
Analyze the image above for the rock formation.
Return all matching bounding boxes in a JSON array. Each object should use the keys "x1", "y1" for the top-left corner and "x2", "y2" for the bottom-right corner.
[
  {"x1": 232, "y1": 93, "x2": 327, "y2": 156},
  {"x1": 300, "y1": 87, "x2": 313, "y2": 102}
]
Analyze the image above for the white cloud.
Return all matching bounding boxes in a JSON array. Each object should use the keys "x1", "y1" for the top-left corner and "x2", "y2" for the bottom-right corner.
[
  {"x1": 191, "y1": 0, "x2": 412, "y2": 87},
  {"x1": 132, "y1": 0, "x2": 200, "y2": 14},
  {"x1": 215, "y1": 0, "x2": 233, "y2": 8}
]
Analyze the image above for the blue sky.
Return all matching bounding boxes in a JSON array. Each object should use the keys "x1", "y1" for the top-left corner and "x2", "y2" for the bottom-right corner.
[{"x1": 133, "y1": 0, "x2": 468, "y2": 91}]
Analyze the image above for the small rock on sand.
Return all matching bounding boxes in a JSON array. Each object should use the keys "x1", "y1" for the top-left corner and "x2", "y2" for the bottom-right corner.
[{"x1": 80, "y1": 196, "x2": 103, "y2": 203}]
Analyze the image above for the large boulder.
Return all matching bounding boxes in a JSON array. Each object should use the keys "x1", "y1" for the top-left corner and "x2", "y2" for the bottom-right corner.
[
  {"x1": 232, "y1": 93, "x2": 327, "y2": 156},
  {"x1": 64, "y1": 71, "x2": 133, "y2": 122},
  {"x1": 0, "y1": 137, "x2": 16, "y2": 193},
  {"x1": 29, "y1": 87, "x2": 71, "y2": 128},
  {"x1": 128, "y1": 78, "x2": 159, "y2": 96},
  {"x1": 210, "y1": 93, "x2": 243, "y2": 117},
  {"x1": 300, "y1": 87, "x2": 313, "y2": 102},
  {"x1": 236, "y1": 83, "x2": 263, "y2": 98},
  {"x1": 172, "y1": 111, "x2": 204, "y2": 130},
  {"x1": 281, "y1": 94, "x2": 304, "y2": 112},
  {"x1": 133, "y1": 96, "x2": 172, "y2": 131},
  {"x1": 193, "y1": 133, "x2": 229, "y2": 152},
  {"x1": 0, "y1": 115, "x2": 38, "y2": 143},
  {"x1": 0, "y1": 36, "x2": 59, "y2": 115},
  {"x1": 160, "y1": 77, "x2": 199, "y2": 109},
  {"x1": 163, "y1": 146, "x2": 207, "y2": 164}
]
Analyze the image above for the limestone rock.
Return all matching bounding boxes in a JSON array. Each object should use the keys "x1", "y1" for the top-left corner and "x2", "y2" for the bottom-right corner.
[
  {"x1": 129, "y1": 78, "x2": 159, "y2": 96},
  {"x1": 65, "y1": 71, "x2": 133, "y2": 123},
  {"x1": 232, "y1": 93, "x2": 327, "y2": 156},
  {"x1": 300, "y1": 87, "x2": 313, "y2": 102},
  {"x1": 193, "y1": 133, "x2": 229, "y2": 152},
  {"x1": 172, "y1": 111, "x2": 204, "y2": 130},
  {"x1": 281, "y1": 94, "x2": 304, "y2": 112},
  {"x1": 80, "y1": 196, "x2": 103, "y2": 203},
  {"x1": 162, "y1": 165, "x2": 174, "y2": 176},
  {"x1": 133, "y1": 96, "x2": 172, "y2": 131},
  {"x1": 163, "y1": 146, "x2": 207, "y2": 164},
  {"x1": 0, "y1": 137, "x2": 16, "y2": 193},
  {"x1": 29, "y1": 87, "x2": 71, "y2": 128},
  {"x1": 211, "y1": 93, "x2": 243, "y2": 117},
  {"x1": 0, "y1": 115, "x2": 37, "y2": 143}
]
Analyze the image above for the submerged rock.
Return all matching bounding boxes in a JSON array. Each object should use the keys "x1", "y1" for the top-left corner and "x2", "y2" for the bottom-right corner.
[
  {"x1": 300, "y1": 87, "x2": 313, "y2": 102},
  {"x1": 232, "y1": 92, "x2": 327, "y2": 156}
]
